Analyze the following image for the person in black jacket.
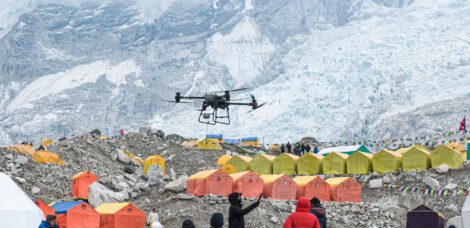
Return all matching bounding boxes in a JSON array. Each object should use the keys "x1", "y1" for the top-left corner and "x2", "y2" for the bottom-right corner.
[
  {"x1": 228, "y1": 192, "x2": 261, "y2": 228},
  {"x1": 286, "y1": 142, "x2": 292, "y2": 153}
]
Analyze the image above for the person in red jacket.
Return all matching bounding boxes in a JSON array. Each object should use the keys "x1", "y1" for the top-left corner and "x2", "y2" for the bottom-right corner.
[{"x1": 283, "y1": 197, "x2": 321, "y2": 228}]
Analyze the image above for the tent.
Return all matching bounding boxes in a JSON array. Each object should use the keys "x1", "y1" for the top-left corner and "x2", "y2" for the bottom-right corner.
[
  {"x1": 32, "y1": 151, "x2": 65, "y2": 165},
  {"x1": 89, "y1": 129, "x2": 101, "y2": 136},
  {"x1": 241, "y1": 137, "x2": 261, "y2": 147},
  {"x1": 293, "y1": 176, "x2": 330, "y2": 201},
  {"x1": 8, "y1": 144, "x2": 36, "y2": 157},
  {"x1": 347, "y1": 152, "x2": 373, "y2": 174},
  {"x1": 187, "y1": 169, "x2": 233, "y2": 196},
  {"x1": 325, "y1": 177, "x2": 361, "y2": 202},
  {"x1": 249, "y1": 154, "x2": 276, "y2": 175},
  {"x1": 297, "y1": 153, "x2": 323, "y2": 175},
  {"x1": 401, "y1": 146, "x2": 431, "y2": 171},
  {"x1": 372, "y1": 149, "x2": 402, "y2": 173},
  {"x1": 41, "y1": 138, "x2": 54, "y2": 147},
  {"x1": 319, "y1": 145, "x2": 370, "y2": 155},
  {"x1": 0, "y1": 172, "x2": 44, "y2": 227},
  {"x1": 273, "y1": 153, "x2": 299, "y2": 175},
  {"x1": 52, "y1": 201, "x2": 100, "y2": 228},
  {"x1": 181, "y1": 140, "x2": 198, "y2": 148},
  {"x1": 406, "y1": 205, "x2": 445, "y2": 228},
  {"x1": 230, "y1": 171, "x2": 264, "y2": 198},
  {"x1": 220, "y1": 164, "x2": 237, "y2": 174},
  {"x1": 72, "y1": 171, "x2": 97, "y2": 199},
  {"x1": 206, "y1": 134, "x2": 223, "y2": 143},
  {"x1": 228, "y1": 155, "x2": 253, "y2": 172},
  {"x1": 322, "y1": 152, "x2": 349, "y2": 174},
  {"x1": 445, "y1": 142, "x2": 465, "y2": 153},
  {"x1": 224, "y1": 139, "x2": 241, "y2": 145},
  {"x1": 260, "y1": 174, "x2": 296, "y2": 200},
  {"x1": 143, "y1": 155, "x2": 166, "y2": 175},
  {"x1": 268, "y1": 144, "x2": 281, "y2": 153},
  {"x1": 197, "y1": 138, "x2": 222, "y2": 150},
  {"x1": 131, "y1": 157, "x2": 144, "y2": 166},
  {"x1": 34, "y1": 198, "x2": 55, "y2": 218},
  {"x1": 216, "y1": 154, "x2": 232, "y2": 167},
  {"x1": 95, "y1": 203, "x2": 146, "y2": 228},
  {"x1": 462, "y1": 196, "x2": 470, "y2": 228},
  {"x1": 431, "y1": 145, "x2": 464, "y2": 169}
]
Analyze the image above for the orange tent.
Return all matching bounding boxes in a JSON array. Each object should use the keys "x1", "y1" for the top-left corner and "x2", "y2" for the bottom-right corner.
[
  {"x1": 187, "y1": 169, "x2": 233, "y2": 196},
  {"x1": 230, "y1": 171, "x2": 264, "y2": 198},
  {"x1": 32, "y1": 150, "x2": 65, "y2": 165},
  {"x1": 325, "y1": 177, "x2": 361, "y2": 202},
  {"x1": 259, "y1": 174, "x2": 296, "y2": 200},
  {"x1": 52, "y1": 202, "x2": 100, "y2": 228},
  {"x1": 34, "y1": 198, "x2": 55, "y2": 218},
  {"x1": 72, "y1": 171, "x2": 97, "y2": 199},
  {"x1": 8, "y1": 144, "x2": 36, "y2": 157},
  {"x1": 95, "y1": 203, "x2": 146, "y2": 228},
  {"x1": 293, "y1": 176, "x2": 330, "y2": 201}
]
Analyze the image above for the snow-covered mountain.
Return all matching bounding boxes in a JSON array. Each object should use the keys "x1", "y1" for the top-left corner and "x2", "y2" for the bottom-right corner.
[{"x1": 0, "y1": 0, "x2": 468, "y2": 145}]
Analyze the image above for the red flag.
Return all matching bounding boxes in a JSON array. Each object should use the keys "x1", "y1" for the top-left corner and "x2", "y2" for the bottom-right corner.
[{"x1": 459, "y1": 117, "x2": 466, "y2": 131}]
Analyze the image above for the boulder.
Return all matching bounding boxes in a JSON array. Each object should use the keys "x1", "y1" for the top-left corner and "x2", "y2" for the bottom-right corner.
[
  {"x1": 424, "y1": 176, "x2": 440, "y2": 189},
  {"x1": 446, "y1": 216, "x2": 462, "y2": 228},
  {"x1": 382, "y1": 176, "x2": 391, "y2": 184},
  {"x1": 15, "y1": 155, "x2": 28, "y2": 165},
  {"x1": 5, "y1": 154, "x2": 13, "y2": 160},
  {"x1": 14, "y1": 177, "x2": 26, "y2": 184},
  {"x1": 31, "y1": 186, "x2": 40, "y2": 194},
  {"x1": 169, "y1": 168, "x2": 177, "y2": 181},
  {"x1": 444, "y1": 183, "x2": 458, "y2": 190},
  {"x1": 369, "y1": 179, "x2": 383, "y2": 189},
  {"x1": 116, "y1": 149, "x2": 131, "y2": 163},
  {"x1": 436, "y1": 164, "x2": 449, "y2": 174},
  {"x1": 148, "y1": 165, "x2": 165, "y2": 188},
  {"x1": 88, "y1": 182, "x2": 130, "y2": 207},
  {"x1": 165, "y1": 176, "x2": 187, "y2": 193},
  {"x1": 175, "y1": 193, "x2": 195, "y2": 200}
]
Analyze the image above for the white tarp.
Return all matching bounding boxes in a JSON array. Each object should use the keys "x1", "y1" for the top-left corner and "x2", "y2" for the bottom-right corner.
[
  {"x1": 463, "y1": 195, "x2": 470, "y2": 228},
  {"x1": 319, "y1": 145, "x2": 363, "y2": 155},
  {"x1": 0, "y1": 172, "x2": 44, "y2": 227}
]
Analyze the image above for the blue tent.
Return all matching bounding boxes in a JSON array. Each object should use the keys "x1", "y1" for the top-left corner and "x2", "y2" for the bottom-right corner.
[
  {"x1": 241, "y1": 137, "x2": 258, "y2": 142},
  {"x1": 51, "y1": 201, "x2": 82, "y2": 214},
  {"x1": 206, "y1": 134, "x2": 223, "y2": 139},
  {"x1": 224, "y1": 139, "x2": 241, "y2": 144}
]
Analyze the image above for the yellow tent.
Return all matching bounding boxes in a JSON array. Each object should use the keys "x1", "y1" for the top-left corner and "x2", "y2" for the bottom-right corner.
[
  {"x1": 431, "y1": 145, "x2": 464, "y2": 169},
  {"x1": 8, "y1": 144, "x2": 36, "y2": 157},
  {"x1": 220, "y1": 164, "x2": 237, "y2": 174},
  {"x1": 98, "y1": 135, "x2": 108, "y2": 140},
  {"x1": 401, "y1": 146, "x2": 431, "y2": 171},
  {"x1": 395, "y1": 147, "x2": 410, "y2": 154},
  {"x1": 41, "y1": 138, "x2": 54, "y2": 147},
  {"x1": 445, "y1": 142, "x2": 465, "y2": 153},
  {"x1": 322, "y1": 152, "x2": 349, "y2": 174},
  {"x1": 347, "y1": 152, "x2": 373, "y2": 174},
  {"x1": 217, "y1": 155, "x2": 232, "y2": 167},
  {"x1": 273, "y1": 153, "x2": 299, "y2": 175},
  {"x1": 143, "y1": 155, "x2": 166, "y2": 175},
  {"x1": 131, "y1": 157, "x2": 144, "y2": 166},
  {"x1": 32, "y1": 151, "x2": 64, "y2": 165},
  {"x1": 197, "y1": 138, "x2": 222, "y2": 150},
  {"x1": 241, "y1": 140, "x2": 261, "y2": 147},
  {"x1": 297, "y1": 153, "x2": 323, "y2": 175},
  {"x1": 182, "y1": 140, "x2": 198, "y2": 148},
  {"x1": 249, "y1": 154, "x2": 276, "y2": 175},
  {"x1": 228, "y1": 155, "x2": 252, "y2": 172},
  {"x1": 372, "y1": 149, "x2": 402, "y2": 173},
  {"x1": 95, "y1": 203, "x2": 130, "y2": 214},
  {"x1": 123, "y1": 149, "x2": 136, "y2": 159}
]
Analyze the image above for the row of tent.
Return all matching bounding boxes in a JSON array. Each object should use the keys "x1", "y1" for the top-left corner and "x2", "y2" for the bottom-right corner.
[
  {"x1": 182, "y1": 137, "x2": 262, "y2": 150},
  {"x1": 216, "y1": 144, "x2": 467, "y2": 175},
  {"x1": 8, "y1": 144, "x2": 64, "y2": 165},
  {"x1": 187, "y1": 170, "x2": 362, "y2": 202}
]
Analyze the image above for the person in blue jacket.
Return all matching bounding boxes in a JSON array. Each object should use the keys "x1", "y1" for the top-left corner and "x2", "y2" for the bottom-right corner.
[{"x1": 39, "y1": 215, "x2": 58, "y2": 228}]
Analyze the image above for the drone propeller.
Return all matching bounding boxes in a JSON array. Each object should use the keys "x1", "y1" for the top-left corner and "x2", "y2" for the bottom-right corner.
[
  {"x1": 162, "y1": 99, "x2": 196, "y2": 104},
  {"x1": 209, "y1": 87, "x2": 251, "y2": 94}
]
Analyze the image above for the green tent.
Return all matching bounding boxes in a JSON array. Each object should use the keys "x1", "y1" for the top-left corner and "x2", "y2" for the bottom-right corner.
[
  {"x1": 297, "y1": 153, "x2": 323, "y2": 175},
  {"x1": 249, "y1": 154, "x2": 276, "y2": 175},
  {"x1": 467, "y1": 142, "x2": 470, "y2": 160},
  {"x1": 228, "y1": 155, "x2": 252, "y2": 172},
  {"x1": 347, "y1": 151, "x2": 373, "y2": 174},
  {"x1": 273, "y1": 153, "x2": 299, "y2": 175}
]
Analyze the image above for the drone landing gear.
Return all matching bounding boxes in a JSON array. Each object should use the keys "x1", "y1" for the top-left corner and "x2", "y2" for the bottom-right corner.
[{"x1": 198, "y1": 108, "x2": 230, "y2": 125}]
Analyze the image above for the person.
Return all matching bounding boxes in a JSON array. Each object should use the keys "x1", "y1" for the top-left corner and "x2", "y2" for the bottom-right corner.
[
  {"x1": 39, "y1": 215, "x2": 58, "y2": 228},
  {"x1": 283, "y1": 197, "x2": 320, "y2": 228},
  {"x1": 300, "y1": 144, "x2": 306, "y2": 155},
  {"x1": 147, "y1": 208, "x2": 159, "y2": 227},
  {"x1": 286, "y1": 142, "x2": 292, "y2": 153},
  {"x1": 306, "y1": 144, "x2": 311, "y2": 153},
  {"x1": 313, "y1": 145, "x2": 319, "y2": 154},
  {"x1": 182, "y1": 219, "x2": 195, "y2": 228},
  {"x1": 310, "y1": 197, "x2": 327, "y2": 228},
  {"x1": 228, "y1": 192, "x2": 261, "y2": 228},
  {"x1": 293, "y1": 146, "x2": 300, "y2": 156},
  {"x1": 210, "y1": 212, "x2": 224, "y2": 228},
  {"x1": 280, "y1": 144, "x2": 286, "y2": 153}
]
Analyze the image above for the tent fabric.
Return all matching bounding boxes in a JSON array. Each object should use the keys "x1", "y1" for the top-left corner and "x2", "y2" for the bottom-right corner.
[
  {"x1": 431, "y1": 145, "x2": 464, "y2": 169},
  {"x1": 241, "y1": 140, "x2": 261, "y2": 147},
  {"x1": 322, "y1": 152, "x2": 349, "y2": 174},
  {"x1": 260, "y1": 174, "x2": 296, "y2": 200},
  {"x1": 372, "y1": 149, "x2": 402, "y2": 173},
  {"x1": 123, "y1": 149, "x2": 136, "y2": 159},
  {"x1": 53, "y1": 202, "x2": 100, "y2": 228},
  {"x1": 52, "y1": 201, "x2": 83, "y2": 214},
  {"x1": 8, "y1": 144, "x2": 36, "y2": 157},
  {"x1": 197, "y1": 138, "x2": 222, "y2": 150},
  {"x1": 249, "y1": 154, "x2": 275, "y2": 175},
  {"x1": 325, "y1": 177, "x2": 361, "y2": 202},
  {"x1": 131, "y1": 157, "x2": 144, "y2": 166},
  {"x1": 34, "y1": 198, "x2": 55, "y2": 218},
  {"x1": 72, "y1": 171, "x2": 97, "y2": 199},
  {"x1": 143, "y1": 155, "x2": 166, "y2": 175},
  {"x1": 241, "y1": 137, "x2": 258, "y2": 141},
  {"x1": 206, "y1": 134, "x2": 223, "y2": 139},
  {"x1": 32, "y1": 151, "x2": 65, "y2": 165},
  {"x1": 347, "y1": 152, "x2": 373, "y2": 174},
  {"x1": 230, "y1": 171, "x2": 264, "y2": 198},
  {"x1": 319, "y1": 145, "x2": 370, "y2": 155},
  {"x1": 217, "y1": 155, "x2": 232, "y2": 167},
  {"x1": 224, "y1": 139, "x2": 241, "y2": 144},
  {"x1": 462, "y1": 196, "x2": 470, "y2": 228},
  {"x1": 445, "y1": 142, "x2": 465, "y2": 153},
  {"x1": 402, "y1": 146, "x2": 431, "y2": 171},
  {"x1": 406, "y1": 205, "x2": 445, "y2": 228},
  {"x1": 41, "y1": 138, "x2": 54, "y2": 147},
  {"x1": 297, "y1": 153, "x2": 323, "y2": 175},
  {"x1": 220, "y1": 164, "x2": 237, "y2": 174},
  {"x1": 187, "y1": 170, "x2": 233, "y2": 196},
  {"x1": 96, "y1": 203, "x2": 146, "y2": 228},
  {"x1": 293, "y1": 176, "x2": 330, "y2": 201},
  {"x1": 228, "y1": 155, "x2": 252, "y2": 172},
  {"x1": 273, "y1": 153, "x2": 299, "y2": 175},
  {"x1": 181, "y1": 140, "x2": 198, "y2": 148},
  {"x1": 0, "y1": 172, "x2": 44, "y2": 228}
]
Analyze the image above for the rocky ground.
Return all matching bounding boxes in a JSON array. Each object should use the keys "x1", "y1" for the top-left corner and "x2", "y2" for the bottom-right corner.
[{"x1": 0, "y1": 130, "x2": 468, "y2": 228}]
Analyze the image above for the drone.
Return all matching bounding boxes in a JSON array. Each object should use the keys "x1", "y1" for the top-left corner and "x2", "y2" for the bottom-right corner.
[{"x1": 165, "y1": 88, "x2": 265, "y2": 125}]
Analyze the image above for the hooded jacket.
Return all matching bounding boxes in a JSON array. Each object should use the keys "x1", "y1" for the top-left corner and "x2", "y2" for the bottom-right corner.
[
  {"x1": 228, "y1": 192, "x2": 260, "y2": 228},
  {"x1": 39, "y1": 221, "x2": 58, "y2": 228},
  {"x1": 283, "y1": 197, "x2": 321, "y2": 228}
]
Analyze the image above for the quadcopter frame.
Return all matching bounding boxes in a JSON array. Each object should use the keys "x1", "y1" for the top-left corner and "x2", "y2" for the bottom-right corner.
[{"x1": 198, "y1": 107, "x2": 231, "y2": 125}]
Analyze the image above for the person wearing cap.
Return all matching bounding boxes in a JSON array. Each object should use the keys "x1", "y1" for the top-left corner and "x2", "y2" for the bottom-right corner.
[{"x1": 210, "y1": 212, "x2": 224, "y2": 228}]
